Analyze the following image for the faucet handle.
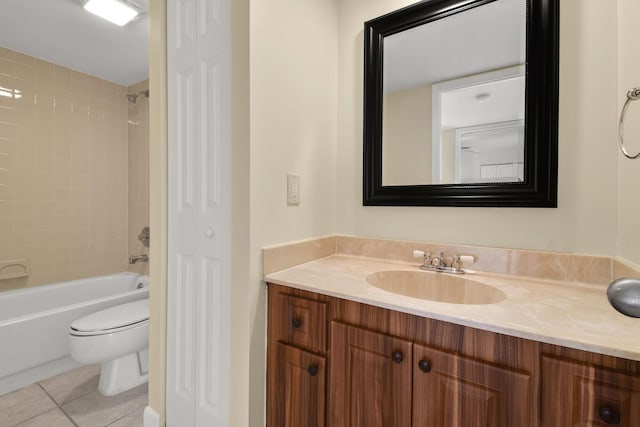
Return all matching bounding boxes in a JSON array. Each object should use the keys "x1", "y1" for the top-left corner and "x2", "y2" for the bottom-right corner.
[
  {"x1": 412, "y1": 250, "x2": 432, "y2": 260},
  {"x1": 459, "y1": 255, "x2": 476, "y2": 264},
  {"x1": 428, "y1": 252, "x2": 445, "y2": 268},
  {"x1": 451, "y1": 254, "x2": 461, "y2": 269},
  {"x1": 412, "y1": 250, "x2": 432, "y2": 268},
  {"x1": 452, "y1": 254, "x2": 476, "y2": 269}
]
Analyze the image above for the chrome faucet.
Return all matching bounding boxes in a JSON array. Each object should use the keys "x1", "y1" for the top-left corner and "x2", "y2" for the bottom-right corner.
[
  {"x1": 412, "y1": 250, "x2": 475, "y2": 274},
  {"x1": 129, "y1": 254, "x2": 149, "y2": 264},
  {"x1": 430, "y1": 252, "x2": 447, "y2": 269}
]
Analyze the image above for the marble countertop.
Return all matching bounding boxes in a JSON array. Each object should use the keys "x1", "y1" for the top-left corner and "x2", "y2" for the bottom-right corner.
[{"x1": 264, "y1": 254, "x2": 640, "y2": 361}]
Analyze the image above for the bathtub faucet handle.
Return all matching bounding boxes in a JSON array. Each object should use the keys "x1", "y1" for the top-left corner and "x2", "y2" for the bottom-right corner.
[{"x1": 137, "y1": 227, "x2": 150, "y2": 248}]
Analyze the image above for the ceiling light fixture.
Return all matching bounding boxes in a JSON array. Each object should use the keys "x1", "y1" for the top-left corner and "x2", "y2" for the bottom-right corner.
[{"x1": 83, "y1": 0, "x2": 140, "y2": 26}]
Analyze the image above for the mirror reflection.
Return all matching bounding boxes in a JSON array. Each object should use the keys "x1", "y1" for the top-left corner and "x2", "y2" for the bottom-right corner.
[{"x1": 381, "y1": 0, "x2": 526, "y2": 186}]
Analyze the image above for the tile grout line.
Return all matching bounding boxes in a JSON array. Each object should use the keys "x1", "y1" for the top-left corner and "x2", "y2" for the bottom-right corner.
[
  {"x1": 108, "y1": 400, "x2": 150, "y2": 427},
  {"x1": 37, "y1": 383, "x2": 79, "y2": 427},
  {"x1": 7, "y1": 384, "x2": 58, "y2": 427},
  {"x1": 103, "y1": 390, "x2": 149, "y2": 427},
  {"x1": 102, "y1": 410, "x2": 132, "y2": 427}
]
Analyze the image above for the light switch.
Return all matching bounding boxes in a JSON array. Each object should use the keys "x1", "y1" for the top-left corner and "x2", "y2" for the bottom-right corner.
[{"x1": 287, "y1": 173, "x2": 300, "y2": 205}]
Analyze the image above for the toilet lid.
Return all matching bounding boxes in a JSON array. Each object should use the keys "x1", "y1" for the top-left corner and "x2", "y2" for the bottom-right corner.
[{"x1": 71, "y1": 299, "x2": 149, "y2": 333}]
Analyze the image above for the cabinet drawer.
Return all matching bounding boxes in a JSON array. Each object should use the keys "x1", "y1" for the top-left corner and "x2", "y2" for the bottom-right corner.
[
  {"x1": 541, "y1": 355, "x2": 640, "y2": 426},
  {"x1": 281, "y1": 294, "x2": 327, "y2": 352}
]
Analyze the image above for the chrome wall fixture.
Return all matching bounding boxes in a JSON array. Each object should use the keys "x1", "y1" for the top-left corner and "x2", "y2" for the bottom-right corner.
[
  {"x1": 138, "y1": 226, "x2": 150, "y2": 247},
  {"x1": 618, "y1": 87, "x2": 640, "y2": 159},
  {"x1": 127, "y1": 89, "x2": 149, "y2": 104}
]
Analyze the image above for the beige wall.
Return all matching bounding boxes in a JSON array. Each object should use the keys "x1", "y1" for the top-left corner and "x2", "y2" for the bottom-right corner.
[
  {"x1": 249, "y1": 0, "x2": 338, "y2": 424},
  {"x1": 230, "y1": 0, "x2": 251, "y2": 426},
  {"x1": 0, "y1": 48, "x2": 130, "y2": 291},
  {"x1": 617, "y1": 0, "x2": 640, "y2": 265},
  {"x1": 147, "y1": 0, "x2": 168, "y2": 421},
  {"x1": 127, "y1": 80, "x2": 150, "y2": 276},
  {"x1": 337, "y1": 0, "x2": 619, "y2": 256},
  {"x1": 382, "y1": 84, "x2": 432, "y2": 185},
  {"x1": 441, "y1": 128, "x2": 456, "y2": 182}
]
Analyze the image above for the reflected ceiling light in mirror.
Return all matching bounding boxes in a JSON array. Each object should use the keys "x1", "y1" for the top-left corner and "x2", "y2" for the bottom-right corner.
[
  {"x1": 83, "y1": 0, "x2": 139, "y2": 26},
  {"x1": 0, "y1": 87, "x2": 22, "y2": 99}
]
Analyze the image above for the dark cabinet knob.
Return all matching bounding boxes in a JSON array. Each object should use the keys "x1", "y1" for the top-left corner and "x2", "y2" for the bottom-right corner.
[
  {"x1": 292, "y1": 318, "x2": 302, "y2": 329},
  {"x1": 599, "y1": 407, "x2": 621, "y2": 425},
  {"x1": 391, "y1": 351, "x2": 403, "y2": 363},
  {"x1": 307, "y1": 365, "x2": 318, "y2": 376},
  {"x1": 418, "y1": 359, "x2": 432, "y2": 373}
]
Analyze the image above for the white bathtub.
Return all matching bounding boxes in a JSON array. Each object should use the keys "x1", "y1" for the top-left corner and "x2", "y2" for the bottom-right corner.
[{"x1": 0, "y1": 272, "x2": 149, "y2": 395}]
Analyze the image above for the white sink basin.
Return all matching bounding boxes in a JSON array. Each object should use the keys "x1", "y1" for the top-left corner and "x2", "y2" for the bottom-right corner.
[{"x1": 366, "y1": 270, "x2": 506, "y2": 305}]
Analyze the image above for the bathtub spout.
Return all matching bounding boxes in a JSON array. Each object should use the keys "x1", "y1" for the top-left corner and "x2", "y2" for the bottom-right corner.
[{"x1": 129, "y1": 254, "x2": 149, "y2": 264}]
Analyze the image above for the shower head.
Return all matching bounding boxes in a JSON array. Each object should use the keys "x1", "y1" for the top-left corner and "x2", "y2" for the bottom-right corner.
[{"x1": 126, "y1": 89, "x2": 149, "y2": 104}]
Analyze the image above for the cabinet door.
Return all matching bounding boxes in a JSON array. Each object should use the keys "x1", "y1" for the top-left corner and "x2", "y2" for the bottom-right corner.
[
  {"x1": 271, "y1": 342, "x2": 326, "y2": 427},
  {"x1": 413, "y1": 344, "x2": 532, "y2": 426},
  {"x1": 542, "y1": 355, "x2": 640, "y2": 427},
  {"x1": 329, "y1": 322, "x2": 412, "y2": 427}
]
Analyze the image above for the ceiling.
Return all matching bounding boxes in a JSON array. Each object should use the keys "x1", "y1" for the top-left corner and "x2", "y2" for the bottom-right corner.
[
  {"x1": 383, "y1": 0, "x2": 525, "y2": 93},
  {"x1": 441, "y1": 75, "x2": 525, "y2": 128},
  {"x1": 0, "y1": 0, "x2": 149, "y2": 87}
]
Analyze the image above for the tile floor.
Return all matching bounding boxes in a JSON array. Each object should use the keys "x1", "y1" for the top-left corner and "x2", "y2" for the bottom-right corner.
[{"x1": 0, "y1": 365, "x2": 147, "y2": 427}]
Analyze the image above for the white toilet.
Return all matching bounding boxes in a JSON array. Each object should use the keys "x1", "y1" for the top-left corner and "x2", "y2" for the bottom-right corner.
[{"x1": 69, "y1": 299, "x2": 149, "y2": 396}]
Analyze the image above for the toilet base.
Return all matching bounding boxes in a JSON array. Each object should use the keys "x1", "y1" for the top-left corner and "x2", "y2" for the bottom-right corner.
[{"x1": 98, "y1": 348, "x2": 149, "y2": 396}]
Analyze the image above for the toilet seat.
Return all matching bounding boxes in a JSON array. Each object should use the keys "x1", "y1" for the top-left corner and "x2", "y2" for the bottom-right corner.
[{"x1": 70, "y1": 299, "x2": 149, "y2": 336}]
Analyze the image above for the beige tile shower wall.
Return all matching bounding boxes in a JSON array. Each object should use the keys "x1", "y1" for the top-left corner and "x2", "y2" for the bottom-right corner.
[
  {"x1": 0, "y1": 47, "x2": 129, "y2": 291},
  {"x1": 127, "y1": 80, "x2": 149, "y2": 276}
]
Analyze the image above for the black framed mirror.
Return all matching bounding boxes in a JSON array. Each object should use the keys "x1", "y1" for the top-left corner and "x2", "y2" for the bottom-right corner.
[{"x1": 363, "y1": 0, "x2": 559, "y2": 207}]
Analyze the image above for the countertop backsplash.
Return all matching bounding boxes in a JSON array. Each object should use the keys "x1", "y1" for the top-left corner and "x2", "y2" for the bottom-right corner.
[{"x1": 263, "y1": 235, "x2": 640, "y2": 287}]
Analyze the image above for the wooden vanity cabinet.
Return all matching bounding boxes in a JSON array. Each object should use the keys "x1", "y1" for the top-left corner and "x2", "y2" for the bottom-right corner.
[
  {"x1": 329, "y1": 320, "x2": 532, "y2": 427},
  {"x1": 329, "y1": 322, "x2": 413, "y2": 427},
  {"x1": 267, "y1": 284, "x2": 536, "y2": 426},
  {"x1": 541, "y1": 355, "x2": 640, "y2": 426},
  {"x1": 267, "y1": 290, "x2": 328, "y2": 427},
  {"x1": 266, "y1": 283, "x2": 640, "y2": 427},
  {"x1": 413, "y1": 343, "x2": 532, "y2": 426},
  {"x1": 273, "y1": 342, "x2": 326, "y2": 427}
]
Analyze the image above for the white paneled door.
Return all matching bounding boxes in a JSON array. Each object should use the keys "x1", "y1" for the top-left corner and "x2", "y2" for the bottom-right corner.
[{"x1": 166, "y1": 0, "x2": 230, "y2": 425}]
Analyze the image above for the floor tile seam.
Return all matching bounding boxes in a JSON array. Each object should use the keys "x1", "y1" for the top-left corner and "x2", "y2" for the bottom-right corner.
[
  {"x1": 11, "y1": 406, "x2": 54, "y2": 427},
  {"x1": 103, "y1": 395, "x2": 148, "y2": 427},
  {"x1": 44, "y1": 378, "x2": 100, "y2": 408},
  {"x1": 8, "y1": 385, "x2": 58, "y2": 427},
  {"x1": 37, "y1": 383, "x2": 79, "y2": 427},
  {"x1": 103, "y1": 410, "x2": 132, "y2": 427}
]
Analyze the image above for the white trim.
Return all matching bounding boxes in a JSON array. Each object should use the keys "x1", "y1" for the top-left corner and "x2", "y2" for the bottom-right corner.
[
  {"x1": 143, "y1": 406, "x2": 161, "y2": 427},
  {"x1": 431, "y1": 65, "x2": 525, "y2": 183},
  {"x1": 454, "y1": 119, "x2": 525, "y2": 183}
]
